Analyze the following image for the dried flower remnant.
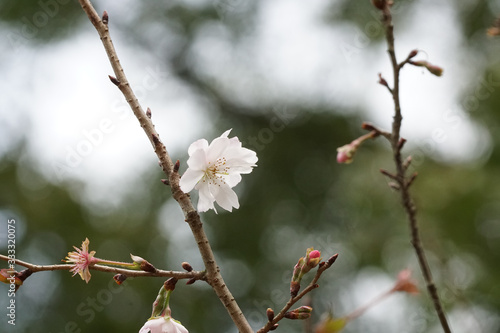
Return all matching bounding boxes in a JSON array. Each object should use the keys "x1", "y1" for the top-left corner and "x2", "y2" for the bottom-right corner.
[{"x1": 64, "y1": 238, "x2": 98, "y2": 283}]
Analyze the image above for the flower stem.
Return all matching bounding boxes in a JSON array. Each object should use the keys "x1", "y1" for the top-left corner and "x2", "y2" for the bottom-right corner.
[
  {"x1": 95, "y1": 258, "x2": 139, "y2": 269},
  {"x1": 344, "y1": 289, "x2": 393, "y2": 322}
]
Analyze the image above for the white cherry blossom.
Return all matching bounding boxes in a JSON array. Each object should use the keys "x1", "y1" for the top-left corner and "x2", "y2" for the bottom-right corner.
[{"x1": 179, "y1": 129, "x2": 258, "y2": 213}]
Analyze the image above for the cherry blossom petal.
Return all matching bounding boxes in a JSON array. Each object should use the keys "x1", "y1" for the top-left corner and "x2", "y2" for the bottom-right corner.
[
  {"x1": 187, "y1": 138, "x2": 208, "y2": 156},
  {"x1": 138, "y1": 317, "x2": 189, "y2": 333},
  {"x1": 179, "y1": 168, "x2": 204, "y2": 193},
  {"x1": 213, "y1": 184, "x2": 240, "y2": 212}
]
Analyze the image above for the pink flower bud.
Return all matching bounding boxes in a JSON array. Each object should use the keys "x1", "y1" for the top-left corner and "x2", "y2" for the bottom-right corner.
[
  {"x1": 309, "y1": 250, "x2": 320, "y2": 259},
  {"x1": 392, "y1": 269, "x2": 419, "y2": 295},
  {"x1": 336, "y1": 131, "x2": 377, "y2": 164},
  {"x1": 410, "y1": 60, "x2": 443, "y2": 77},
  {"x1": 302, "y1": 248, "x2": 322, "y2": 275},
  {"x1": 336, "y1": 142, "x2": 359, "y2": 164}
]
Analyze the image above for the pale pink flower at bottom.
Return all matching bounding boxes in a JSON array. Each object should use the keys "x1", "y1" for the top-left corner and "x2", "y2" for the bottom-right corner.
[{"x1": 139, "y1": 317, "x2": 189, "y2": 333}]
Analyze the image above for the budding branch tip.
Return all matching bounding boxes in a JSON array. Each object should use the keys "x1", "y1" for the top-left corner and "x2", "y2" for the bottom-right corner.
[
  {"x1": 108, "y1": 75, "x2": 120, "y2": 86},
  {"x1": 102, "y1": 11, "x2": 109, "y2": 25},
  {"x1": 398, "y1": 138, "x2": 407, "y2": 150},
  {"x1": 327, "y1": 253, "x2": 339, "y2": 266},
  {"x1": 407, "y1": 172, "x2": 418, "y2": 187}
]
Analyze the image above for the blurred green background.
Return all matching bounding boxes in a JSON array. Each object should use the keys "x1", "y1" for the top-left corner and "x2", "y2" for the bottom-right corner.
[{"x1": 1, "y1": 0, "x2": 500, "y2": 332}]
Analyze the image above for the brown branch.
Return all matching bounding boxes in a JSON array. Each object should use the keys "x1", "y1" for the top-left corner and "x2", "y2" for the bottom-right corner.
[
  {"x1": 0, "y1": 255, "x2": 205, "y2": 280},
  {"x1": 377, "y1": 4, "x2": 452, "y2": 333},
  {"x1": 76, "y1": 2, "x2": 253, "y2": 332},
  {"x1": 257, "y1": 254, "x2": 338, "y2": 333}
]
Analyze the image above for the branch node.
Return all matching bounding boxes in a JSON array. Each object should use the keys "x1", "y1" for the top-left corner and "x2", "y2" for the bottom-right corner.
[
  {"x1": 174, "y1": 160, "x2": 180, "y2": 173},
  {"x1": 161, "y1": 179, "x2": 170, "y2": 186},
  {"x1": 146, "y1": 107, "x2": 152, "y2": 119}
]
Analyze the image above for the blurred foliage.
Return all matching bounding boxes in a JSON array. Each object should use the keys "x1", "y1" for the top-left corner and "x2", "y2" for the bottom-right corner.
[{"x1": 1, "y1": 1, "x2": 500, "y2": 333}]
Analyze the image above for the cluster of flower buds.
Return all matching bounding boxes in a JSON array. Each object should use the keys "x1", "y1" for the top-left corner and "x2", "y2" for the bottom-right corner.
[
  {"x1": 290, "y1": 248, "x2": 322, "y2": 297},
  {"x1": 285, "y1": 306, "x2": 313, "y2": 320}
]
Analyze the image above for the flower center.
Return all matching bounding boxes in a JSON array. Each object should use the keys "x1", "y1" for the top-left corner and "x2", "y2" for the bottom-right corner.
[{"x1": 203, "y1": 157, "x2": 229, "y2": 185}]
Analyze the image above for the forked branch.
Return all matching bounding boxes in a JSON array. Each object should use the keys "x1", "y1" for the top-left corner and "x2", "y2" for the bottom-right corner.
[
  {"x1": 77, "y1": 1, "x2": 253, "y2": 331},
  {"x1": 374, "y1": 2, "x2": 452, "y2": 332}
]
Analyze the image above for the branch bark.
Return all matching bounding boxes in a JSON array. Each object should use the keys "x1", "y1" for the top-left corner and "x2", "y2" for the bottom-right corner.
[
  {"x1": 77, "y1": 1, "x2": 253, "y2": 332},
  {"x1": 379, "y1": 5, "x2": 452, "y2": 333}
]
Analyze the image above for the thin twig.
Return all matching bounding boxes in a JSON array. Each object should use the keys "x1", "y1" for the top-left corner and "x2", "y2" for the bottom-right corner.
[
  {"x1": 378, "y1": 4, "x2": 452, "y2": 332},
  {"x1": 77, "y1": 2, "x2": 253, "y2": 332},
  {"x1": 257, "y1": 254, "x2": 338, "y2": 333},
  {"x1": 0, "y1": 255, "x2": 204, "y2": 280}
]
